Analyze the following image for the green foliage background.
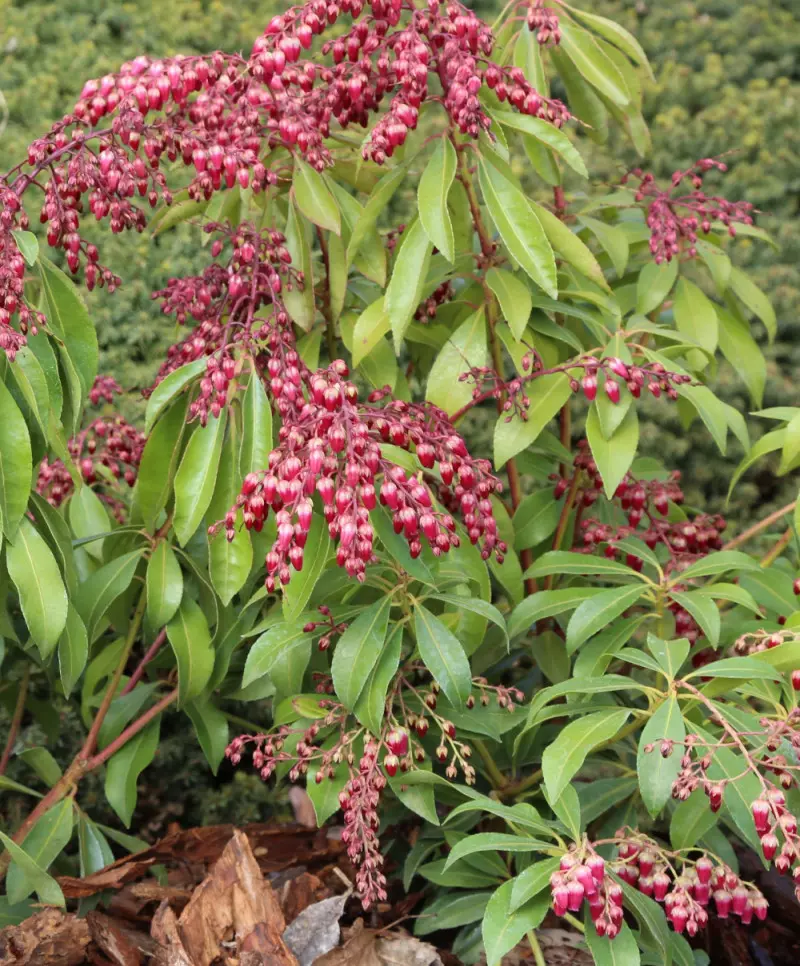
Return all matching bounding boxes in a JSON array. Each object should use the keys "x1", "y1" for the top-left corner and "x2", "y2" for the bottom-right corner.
[{"x1": 1, "y1": 0, "x2": 797, "y2": 517}]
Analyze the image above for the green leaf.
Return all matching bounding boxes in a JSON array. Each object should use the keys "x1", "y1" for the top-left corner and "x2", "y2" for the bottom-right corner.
[
  {"x1": 486, "y1": 268, "x2": 532, "y2": 342},
  {"x1": 564, "y1": 6, "x2": 652, "y2": 75},
  {"x1": 478, "y1": 159, "x2": 557, "y2": 297},
  {"x1": 647, "y1": 635, "x2": 689, "y2": 681},
  {"x1": 68, "y1": 485, "x2": 110, "y2": 562},
  {"x1": 483, "y1": 879, "x2": 549, "y2": 966},
  {"x1": 513, "y1": 489, "x2": 562, "y2": 552},
  {"x1": 414, "y1": 603, "x2": 473, "y2": 706},
  {"x1": 346, "y1": 163, "x2": 407, "y2": 265},
  {"x1": 282, "y1": 512, "x2": 331, "y2": 621},
  {"x1": 0, "y1": 830, "x2": 64, "y2": 907},
  {"x1": 673, "y1": 277, "x2": 718, "y2": 359},
  {"x1": 144, "y1": 358, "x2": 206, "y2": 434},
  {"x1": 419, "y1": 138, "x2": 457, "y2": 262},
  {"x1": 677, "y1": 550, "x2": 760, "y2": 582},
  {"x1": 13, "y1": 229, "x2": 39, "y2": 266},
  {"x1": 445, "y1": 833, "x2": 552, "y2": 870},
  {"x1": 6, "y1": 799, "x2": 73, "y2": 904},
  {"x1": 586, "y1": 404, "x2": 639, "y2": 499},
  {"x1": 566, "y1": 583, "x2": 646, "y2": 653},
  {"x1": 104, "y1": 719, "x2": 160, "y2": 827},
  {"x1": 283, "y1": 199, "x2": 316, "y2": 331},
  {"x1": 618, "y1": 880, "x2": 671, "y2": 965},
  {"x1": 729, "y1": 266, "x2": 776, "y2": 341},
  {"x1": 431, "y1": 594, "x2": 508, "y2": 646},
  {"x1": 58, "y1": 603, "x2": 88, "y2": 695},
  {"x1": 39, "y1": 256, "x2": 98, "y2": 410},
  {"x1": 185, "y1": 699, "x2": 229, "y2": 775},
  {"x1": 135, "y1": 395, "x2": 190, "y2": 531},
  {"x1": 415, "y1": 891, "x2": 492, "y2": 936},
  {"x1": 636, "y1": 259, "x2": 678, "y2": 315},
  {"x1": 426, "y1": 307, "x2": 487, "y2": 417},
  {"x1": 7, "y1": 517, "x2": 68, "y2": 658},
  {"x1": 354, "y1": 624, "x2": 404, "y2": 736},
  {"x1": 243, "y1": 621, "x2": 311, "y2": 690},
  {"x1": 75, "y1": 549, "x2": 143, "y2": 643},
  {"x1": 559, "y1": 22, "x2": 630, "y2": 108},
  {"x1": 293, "y1": 157, "x2": 340, "y2": 234},
  {"x1": 695, "y1": 725, "x2": 762, "y2": 852},
  {"x1": 525, "y1": 551, "x2": 647, "y2": 581},
  {"x1": 17, "y1": 747, "x2": 62, "y2": 787},
  {"x1": 494, "y1": 373, "x2": 572, "y2": 468},
  {"x1": 386, "y1": 218, "x2": 434, "y2": 350},
  {"x1": 535, "y1": 207, "x2": 611, "y2": 289},
  {"x1": 585, "y1": 918, "x2": 640, "y2": 966},
  {"x1": 351, "y1": 297, "x2": 390, "y2": 367},
  {"x1": 166, "y1": 596, "x2": 215, "y2": 705},
  {"x1": 637, "y1": 697, "x2": 685, "y2": 818},
  {"x1": 373, "y1": 504, "x2": 435, "y2": 584},
  {"x1": 332, "y1": 596, "x2": 392, "y2": 710},
  {"x1": 668, "y1": 590, "x2": 721, "y2": 647},
  {"x1": 0, "y1": 380, "x2": 32, "y2": 538},
  {"x1": 146, "y1": 541, "x2": 183, "y2": 628},
  {"x1": 542, "y1": 708, "x2": 630, "y2": 802},
  {"x1": 579, "y1": 216, "x2": 629, "y2": 279},
  {"x1": 508, "y1": 587, "x2": 604, "y2": 639},
  {"x1": 671, "y1": 789, "x2": 719, "y2": 850},
  {"x1": 239, "y1": 371, "x2": 272, "y2": 479},
  {"x1": 684, "y1": 656, "x2": 780, "y2": 682},
  {"x1": 492, "y1": 112, "x2": 587, "y2": 177},
  {"x1": 510, "y1": 857, "x2": 562, "y2": 912},
  {"x1": 717, "y1": 307, "x2": 766, "y2": 408},
  {"x1": 208, "y1": 422, "x2": 252, "y2": 605},
  {"x1": 173, "y1": 411, "x2": 227, "y2": 546}
]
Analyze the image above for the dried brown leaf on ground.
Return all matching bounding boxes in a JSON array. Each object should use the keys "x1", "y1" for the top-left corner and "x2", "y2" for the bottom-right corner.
[
  {"x1": 0, "y1": 909, "x2": 90, "y2": 966},
  {"x1": 314, "y1": 921, "x2": 443, "y2": 966},
  {"x1": 152, "y1": 829, "x2": 297, "y2": 966}
]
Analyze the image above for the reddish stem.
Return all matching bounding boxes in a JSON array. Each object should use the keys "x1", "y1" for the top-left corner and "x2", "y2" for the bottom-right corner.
[
  {"x1": 121, "y1": 629, "x2": 167, "y2": 696},
  {"x1": 0, "y1": 668, "x2": 29, "y2": 777}
]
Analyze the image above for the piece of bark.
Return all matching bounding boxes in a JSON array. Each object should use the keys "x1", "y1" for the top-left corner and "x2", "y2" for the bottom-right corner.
[
  {"x1": 279, "y1": 872, "x2": 327, "y2": 925},
  {"x1": 150, "y1": 902, "x2": 193, "y2": 966},
  {"x1": 0, "y1": 909, "x2": 90, "y2": 966},
  {"x1": 86, "y1": 912, "x2": 153, "y2": 966}
]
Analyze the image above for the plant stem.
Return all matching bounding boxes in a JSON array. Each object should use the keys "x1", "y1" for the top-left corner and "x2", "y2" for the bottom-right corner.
[
  {"x1": 759, "y1": 526, "x2": 792, "y2": 569},
  {"x1": 86, "y1": 689, "x2": 178, "y2": 769},
  {"x1": 121, "y1": 628, "x2": 167, "y2": 696},
  {"x1": 316, "y1": 226, "x2": 338, "y2": 361},
  {"x1": 563, "y1": 912, "x2": 585, "y2": 933},
  {"x1": 473, "y1": 738, "x2": 509, "y2": 790},
  {"x1": 527, "y1": 931, "x2": 547, "y2": 966},
  {"x1": 722, "y1": 500, "x2": 796, "y2": 551},
  {"x1": 546, "y1": 472, "x2": 581, "y2": 588},
  {"x1": 0, "y1": 667, "x2": 30, "y2": 777}
]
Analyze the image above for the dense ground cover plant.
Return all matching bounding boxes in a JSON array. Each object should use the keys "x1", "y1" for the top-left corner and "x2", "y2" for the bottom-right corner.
[{"x1": 0, "y1": 1, "x2": 796, "y2": 963}]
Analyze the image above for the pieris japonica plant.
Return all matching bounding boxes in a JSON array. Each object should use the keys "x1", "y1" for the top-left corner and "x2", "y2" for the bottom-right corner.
[{"x1": 0, "y1": 1, "x2": 794, "y2": 963}]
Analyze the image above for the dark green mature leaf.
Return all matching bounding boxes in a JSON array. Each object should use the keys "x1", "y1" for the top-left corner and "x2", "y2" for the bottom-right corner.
[
  {"x1": 58, "y1": 604, "x2": 88, "y2": 696},
  {"x1": 7, "y1": 517, "x2": 68, "y2": 658},
  {"x1": 415, "y1": 891, "x2": 492, "y2": 936},
  {"x1": 542, "y1": 708, "x2": 630, "y2": 802},
  {"x1": 146, "y1": 541, "x2": 183, "y2": 629},
  {"x1": 0, "y1": 831, "x2": 64, "y2": 908},
  {"x1": 332, "y1": 596, "x2": 392, "y2": 710},
  {"x1": 426, "y1": 307, "x2": 487, "y2": 416},
  {"x1": 647, "y1": 635, "x2": 690, "y2": 681},
  {"x1": 68, "y1": 485, "x2": 110, "y2": 562},
  {"x1": 494, "y1": 373, "x2": 572, "y2": 468},
  {"x1": 354, "y1": 624, "x2": 403, "y2": 735},
  {"x1": 514, "y1": 489, "x2": 562, "y2": 551},
  {"x1": 585, "y1": 918, "x2": 640, "y2": 966},
  {"x1": 509, "y1": 857, "x2": 561, "y2": 912},
  {"x1": 684, "y1": 657, "x2": 780, "y2": 682},
  {"x1": 387, "y1": 218, "x2": 433, "y2": 350},
  {"x1": 346, "y1": 163, "x2": 407, "y2": 265},
  {"x1": 282, "y1": 512, "x2": 331, "y2": 621},
  {"x1": 509, "y1": 587, "x2": 603, "y2": 639},
  {"x1": 419, "y1": 137, "x2": 457, "y2": 262},
  {"x1": 105, "y1": 719, "x2": 160, "y2": 827},
  {"x1": 535, "y1": 206, "x2": 611, "y2": 289},
  {"x1": 482, "y1": 879, "x2": 549, "y2": 966},
  {"x1": 135, "y1": 395, "x2": 190, "y2": 531},
  {"x1": 431, "y1": 595, "x2": 508, "y2": 645},
  {"x1": 670, "y1": 789, "x2": 719, "y2": 850},
  {"x1": 637, "y1": 697, "x2": 685, "y2": 817},
  {"x1": 0, "y1": 379, "x2": 32, "y2": 538},
  {"x1": 414, "y1": 603, "x2": 472, "y2": 706},
  {"x1": 243, "y1": 621, "x2": 311, "y2": 690},
  {"x1": 293, "y1": 157, "x2": 340, "y2": 234},
  {"x1": 208, "y1": 422, "x2": 252, "y2": 605},
  {"x1": 478, "y1": 159, "x2": 557, "y2": 297},
  {"x1": 173, "y1": 411, "x2": 226, "y2": 546},
  {"x1": 486, "y1": 267, "x2": 532, "y2": 342},
  {"x1": 566, "y1": 584, "x2": 646, "y2": 653},
  {"x1": 668, "y1": 590, "x2": 720, "y2": 647},
  {"x1": 673, "y1": 277, "x2": 718, "y2": 359},
  {"x1": 6, "y1": 799, "x2": 73, "y2": 904},
  {"x1": 525, "y1": 551, "x2": 648, "y2": 581},
  {"x1": 77, "y1": 815, "x2": 114, "y2": 878},
  {"x1": 185, "y1": 699, "x2": 229, "y2": 774},
  {"x1": 619, "y1": 880, "x2": 671, "y2": 965},
  {"x1": 166, "y1": 597, "x2": 215, "y2": 705},
  {"x1": 677, "y1": 550, "x2": 760, "y2": 582},
  {"x1": 445, "y1": 833, "x2": 552, "y2": 870},
  {"x1": 75, "y1": 549, "x2": 144, "y2": 643}
]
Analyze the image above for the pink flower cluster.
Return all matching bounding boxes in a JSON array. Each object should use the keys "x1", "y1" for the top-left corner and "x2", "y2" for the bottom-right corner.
[
  {"x1": 526, "y1": 0, "x2": 561, "y2": 46},
  {"x1": 625, "y1": 159, "x2": 756, "y2": 264}
]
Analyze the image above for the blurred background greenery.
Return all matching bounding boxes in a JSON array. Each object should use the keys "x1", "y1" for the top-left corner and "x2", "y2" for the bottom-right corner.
[{"x1": 1, "y1": 0, "x2": 798, "y2": 838}]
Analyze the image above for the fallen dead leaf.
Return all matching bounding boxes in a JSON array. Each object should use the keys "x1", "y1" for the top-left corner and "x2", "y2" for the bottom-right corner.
[
  {"x1": 282, "y1": 892, "x2": 349, "y2": 966},
  {"x1": 375, "y1": 934, "x2": 443, "y2": 966},
  {"x1": 314, "y1": 922, "x2": 443, "y2": 966},
  {"x1": 288, "y1": 788, "x2": 317, "y2": 829},
  {"x1": 0, "y1": 909, "x2": 90, "y2": 966},
  {"x1": 313, "y1": 920, "x2": 381, "y2": 966}
]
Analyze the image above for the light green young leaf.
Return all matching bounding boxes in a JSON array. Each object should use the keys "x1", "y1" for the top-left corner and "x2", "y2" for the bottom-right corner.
[
  {"x1": 564, "y1": 5, "x2": 653, "y2": 75},
  {"x1": 508, "y1": 587, "x2": 604, "y2": 639},
  {"x1": 386, "y1": 218, "x2": 434, "y2": 350},
  {"x1": 354, "y1": 625, "x2": 403, "y2": 736},
  {"x1": 146, "y1": 541, "x2": 183, "y2": 629},
  {"x1": 283, "y1": 199, "x2": 316, "y2": 331},
  {"x1": 68, "y1": 485, "x2": 110, "y2": 562},
  {"x1": 636, "y1": 259, "x2": 678, "y2": 315},
  {"x1": 58, "y1": 603, "x2": 88, "y2": 696},
  {"x1": 242, "y1": 621, "x2": 311, "y2": 689},
  {"x1": 418, "y1": 138, "x2": 457, "y2": 262},
  {"x1": 525, "y1": 551, "x2": 648, "y2": 581},
  {"x1": 75, "y1": 549, "x2": 143, "y2": 643},
  {"x1": 586, "y1": 404, "x2": 639, "y2": 499},
  {"x1": 486, "y1": 268, "x2": 532, "y2": 341},
  {"x1": 426, "y1": 307, "x2": 487, "y2": 416},
  {"x1": 559, "y1": 22, "x2": 630, "y2": 108},
  {"x1": 282, "y1": 513, "x2": 331, "y2": 621},
  {"x1": 144, "y1": 357, "x2": 206, "y2": 434},
  {"x1": 414, "y1": 603, "x2": 472, "y2": 706},
  {"x1": 637, "y1": 697, "x2": 685, "y2": 817},
  {"x1": 494, "y1": 373, "x2": 572, "y2": 468},
  {"x1": 352, "y1": 297, "x2": 390, "y2": 366},
  {"x1": 492, "y1": 111, "x2": 587, "y2": 178},
  {"x1": 185, "y1": 700, "x2": 229, "y2": 775},
  {"x1": 0, "y1": 379, "x2": 32, "y2": 539},
  {"x1": 673, "y1": 277, "x2": 718, "y2": 359},
  {"x1": 239, "y1": 369, "x2": 272, "y2": 478},
  {"x1": 173, "y1": 411, "x2": 227, "y2": 546},
  {"x1": 729, "y1": 266, "x2": 776, "y2": 342},
  {"x1": 346, "y1": 163, "x2": 407, "y2": 265},
  {"x1": 0, "y1": 831, "x2": 64, "y2": 908},
  {"x1": 535, "y1": 206, "x2": 611, "y2": 290}
]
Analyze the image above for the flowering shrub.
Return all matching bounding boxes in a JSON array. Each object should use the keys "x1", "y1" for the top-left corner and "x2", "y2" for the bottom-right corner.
[{"x1": 0, "y1": 2, "x2": 794, "y2": 963}]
